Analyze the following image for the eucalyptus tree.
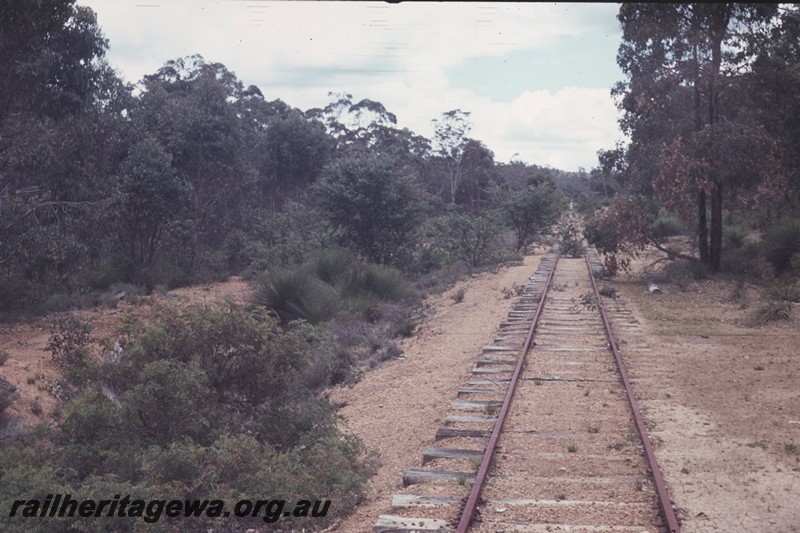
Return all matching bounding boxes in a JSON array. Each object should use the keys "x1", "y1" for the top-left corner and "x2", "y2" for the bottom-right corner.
[
  {"x1": 432, "y1": 109, "x2": 472, "y2": 204},
  {"x1": 0, "y1": 0, "x2": 108, "y2": 124},
  {"x1": 749, "y1": 5, "x2": 800, "y2": 203},
  {"x1": 494, "y1": 181, "x2": 565, "y2": 252},
  {"x1": 0, "y1": 0, "x2": 129, "y2": 298},
  {"x1": 134, "y1": 56, "x2": 259, "y2": 274},
  {"x1": 314, "y1": 153, "x2": 426, "y2": 266},
  {"x1": 456, "y1": 139, "x2": 496, "y2": 211},
  {"x1": 255, "y1": 110, "x2": 335, "y2": 207},
  {"x1": 306, "y1": 93, "x2": 401, "y2": 151},
  {"x1": 112, "y1": 137, "x2": 188, "y2": 277},
  {"x1": 614, "y1": 3, "x2": 780, "y2": 271}
]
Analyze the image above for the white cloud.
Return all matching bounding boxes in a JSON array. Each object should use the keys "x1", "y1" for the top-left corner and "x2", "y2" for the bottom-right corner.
[
  {"x1": 81, "y1": 0, "x2": 624, "y2": 170},
  {"x1": 494, "y1": 88, "x2": 621, "y2": 169}
]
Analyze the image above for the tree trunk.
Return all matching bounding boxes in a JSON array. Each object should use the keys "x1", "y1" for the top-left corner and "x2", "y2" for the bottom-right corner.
[
  {"x1": 705, "y1": 4, "x2": 729, "y2": 274},
  {"x1": 709, "y1": 183, "x2": 723, "y2": 272},
  {"x1": 692, "y1": 13, "x2": 709, "y2": 267},
  {"x1": 698, "y1": 189, "x2": 709, "y2": 265},
  {"x1": 448, "y1": 165, "x2": 457, "y2": 204}
]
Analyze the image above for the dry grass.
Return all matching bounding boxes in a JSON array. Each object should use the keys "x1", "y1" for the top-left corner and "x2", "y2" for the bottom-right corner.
[{"x1": 745, "y1": 300, "x2": 793, "y2": 326}]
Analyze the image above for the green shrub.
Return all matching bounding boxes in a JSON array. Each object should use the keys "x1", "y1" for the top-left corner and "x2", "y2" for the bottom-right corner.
[
  {"x1": 341, "y1": 291, "x2": 381, "y2": 316},
  {"x1": 253, "y1": 270, "x2": 341, "y2": 324},
  {"x1": 409, "y1": 243, "x2": 446, "y2": 274},
  {"x1": 432, "y1": 212, "x2": 503, "y2": 270},
  {"x1": 766, "y1": 281, "x2": 800, "y2": 303},
  {"x1": 250, "y1": 257, "x2": 415, "y2": 388},
  {"x1": 362, "y1": 264, "x2": 408, "y2": 301},
  {"x1": 0, "y1": 278, "x2": 30, "y2": 314},
  {"x1": 334, "y1": 266, "x2": 372, "y2": 297},
  {"x1": 310, "y1": 248, "x2": 356, "y2": 284},
  {"x1": 254, "y1": 255, "x2": 412, "y2": 324},
  {"x1": 650, "y1": 210, "x2": 684, "y2": 238},
  {"x1": 493, "y1": 182, "x2": 565, "y2": 251},
  {"x1": 721, "y1": 242, "x2": 762, "y2": 276},
  {"x1": 764, "y1": 218, "x2": 800, "y2": 275},
  {"x1": 395, "y1": 318, "x2": 417, "y2": 337},
  {"x1": 72, "y1": 263, "x2": 127, "y2": 291},
  {"x1": 47, "y1": 316, "x2": 98, "y2": 386},
  {"x1": 301, "y1": 338, "x2": 354, "y2": 390},
  {"x1": 654, "y1": 260, "x2": 708, "y2": 289},
  {"x1": 0, "y1": 377, "x2": 19, "y2": 419},
  {"x1": 291, "y1": 281, "x2": 345, "y2": 324},
  {"x1": 1, "y1": 304, "x2": 372, "y2": 531},
  {"x1": 723, "y1": 225, "x2": 749, "y2": 250},
  {"x1": 559, "y1": 218, "x2": 585, "y2": 258},
  {"x1": 314, "y1": 153, "x2": 426, "y2": 266},
  {"x1": 137, "y1": 263, "x2": 192, "y2": 291}
]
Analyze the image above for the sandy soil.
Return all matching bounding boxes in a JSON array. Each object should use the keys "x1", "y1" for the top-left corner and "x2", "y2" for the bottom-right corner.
[
  {"x1": 607, "y1": 256, "x2": 800, "y2": 532},
  {"x1": 328, "y1": 253, "x2": 544, "y2": 532}
]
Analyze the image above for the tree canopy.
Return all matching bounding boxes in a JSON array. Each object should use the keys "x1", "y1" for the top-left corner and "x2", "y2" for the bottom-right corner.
[
  {"x1": 588, "y1": 3, "x2": 797, "y2": 273},
  {"x1": 314, "y1": 154, "x2": 427, "y2": 266},
  {"x1": 0, "y1": 0, "x2": 571, "y2": 310}
]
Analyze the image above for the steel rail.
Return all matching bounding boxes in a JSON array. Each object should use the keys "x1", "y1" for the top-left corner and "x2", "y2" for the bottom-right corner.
[
  {"x1": 455, "y1": 251, "x2": 561, "y2": 533},
  {"x1": 585, "y1": 255, "x2": 681, "y2": 533}
]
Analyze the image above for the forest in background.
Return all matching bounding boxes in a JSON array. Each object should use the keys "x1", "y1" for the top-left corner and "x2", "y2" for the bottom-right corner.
[
  {"x1": 0, "y1": 1, "x2": 591, "y2": 317},
  {"x1": 5, "y1": 2, "x2": 799, "y2": 322}
]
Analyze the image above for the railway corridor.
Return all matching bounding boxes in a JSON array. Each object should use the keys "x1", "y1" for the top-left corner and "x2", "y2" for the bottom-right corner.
[
  {"x1": 473, "y1": 257, "x2": 660, "y2": 532},
  {"x1": 375, "y1": 252, "x2": 677, "y2": 533}
]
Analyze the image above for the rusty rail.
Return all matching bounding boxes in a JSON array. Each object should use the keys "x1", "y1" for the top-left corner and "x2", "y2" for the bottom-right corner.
[
  {"x1": 455, "y1": 252, "x2": 560, "y2": 533},
  {"x1": 585, "y1": 255, "x2": 681, "y2": 533}
]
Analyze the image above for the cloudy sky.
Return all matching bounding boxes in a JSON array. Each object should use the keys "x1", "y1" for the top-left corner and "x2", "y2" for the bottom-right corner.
[{"x1": 78, "y1": 1, "x2": 626, "y2": 171}]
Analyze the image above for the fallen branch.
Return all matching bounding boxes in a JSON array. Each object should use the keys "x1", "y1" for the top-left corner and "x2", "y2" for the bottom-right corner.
[
  {"x1": 2, "y1": 199, "x2": 111, "y2": 236},
  {"x1": 649, "y1": 239, "x2": 700, "y2": 263}
]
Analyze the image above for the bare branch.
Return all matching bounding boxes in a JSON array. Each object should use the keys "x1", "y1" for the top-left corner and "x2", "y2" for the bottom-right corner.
[
  {"x1": 1, "y1": 199, "x2": 110, "y2": 236},
  {"x1": 649, "y1": 239, "x2": 701, "y2": 263}
]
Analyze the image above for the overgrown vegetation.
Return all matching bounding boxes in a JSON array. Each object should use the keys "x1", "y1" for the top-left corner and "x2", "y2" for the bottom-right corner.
[
  {"x1": 0, "y1": 0, "x2": 570, "y2": 316},
  {"x1": 763, "y1": 218, "x2": 800, "y2": 276},
  {"x1": 247, "y1": 249, "x2": 423, "y2": 387},
  {"x1": 252, "y1": 249, "x2": 411, "y2": 325},
  {"x1": 558, "y1": 218, "x2": 586, "y2": 258},
  {"x1": 723, "y1": 224, "x2": 749, "y2": 250},
  {"x1": 429, "y1": 211, "x2": 505, "y2": 272},
  {"x1": 650, "y1": 209, "x2": 684, "y2": 239},
  {"x1": 0, "y1": 378, "x2": 19, "y2": 421},
  {"x1": 1, "y1": 305, "x2": 375, "y2": 532},
  {"x1": 314, "y1": 154, "x2": 426, "y2": 267},
  {"x1": 0, "y1": 3, "x2": 630, "y2": 531},
  {"x1": 0, "y1": 0, "x2": 575, "y2": 319},
  {"x1": 494, "y1": 182, "x2": 565, "y2": 251}
]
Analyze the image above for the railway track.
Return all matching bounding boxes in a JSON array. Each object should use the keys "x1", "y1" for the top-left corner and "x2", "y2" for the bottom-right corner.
[{"x1": 374, "y1": 249, "x2": 680, "y2": 533}]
